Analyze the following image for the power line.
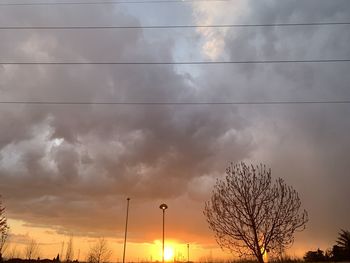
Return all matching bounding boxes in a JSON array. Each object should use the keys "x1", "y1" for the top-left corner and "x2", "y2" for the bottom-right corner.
[
  {"x1": 0, "y1": 22, "x2": 349, "y2": 30},
  {"x1": 0, "y1": 100, "x2": 349, "y2": 105},
  {"x1": 0, "y1": 0, "x2": 232, "y2": 6},
  {"x1": 1, "y1": 59, "x2": 349, "y2": 65}
]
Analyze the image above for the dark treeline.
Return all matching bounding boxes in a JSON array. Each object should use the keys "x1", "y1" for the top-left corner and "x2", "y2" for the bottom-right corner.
[
  {"x1": 304, "y1": 230, "x2": 350, "y2": 262},
  {"x1": 304, "y1": 246, "x2": 350, "y2": 262}
]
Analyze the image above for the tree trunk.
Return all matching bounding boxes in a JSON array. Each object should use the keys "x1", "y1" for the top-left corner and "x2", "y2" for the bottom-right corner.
[{"x1": 257, "y1": 252, "x2": 264, "y2": 263}]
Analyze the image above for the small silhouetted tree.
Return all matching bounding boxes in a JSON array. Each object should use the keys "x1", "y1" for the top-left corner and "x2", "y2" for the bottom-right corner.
[
  {"x1": 65, "y1": 236, "x2": 74, "y2": 262},
  {"x1": 0, "y1": 197, "x2": 9, "y2": 261},
  {"x1": 204, "y1": 162, "x2": 308, "y2": 263},
  {"x1": 24, "y1": 238, "x2": 40, "y2": 260},
  {"x1": 86, "y1": 238, "x2": 112, "y2": 263}
]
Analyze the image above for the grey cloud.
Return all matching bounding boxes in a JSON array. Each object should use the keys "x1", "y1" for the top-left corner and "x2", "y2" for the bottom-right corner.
[
  {"x1": 209, "y1": 0, "x2": 350, "y2": 249},
  {"x1": 0, "y1": 1, "x2": 253, "y2": 241}
]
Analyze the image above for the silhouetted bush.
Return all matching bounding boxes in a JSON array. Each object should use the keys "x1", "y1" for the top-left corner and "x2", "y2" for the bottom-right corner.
[{"x1": 303, "y1": 249, "x2": 326, "y2": 262}]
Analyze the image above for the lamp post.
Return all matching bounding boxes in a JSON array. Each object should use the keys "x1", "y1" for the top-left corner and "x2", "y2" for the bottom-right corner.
[
  {"x1": 122, "y1": 198, "x2": 130, "y2": 263},
  {"x1": 159, "y1": 203, "x2": 168, "y2": 263},
  {"x1": 187, "y1": 243, "x2": 189, "y2": 263}
]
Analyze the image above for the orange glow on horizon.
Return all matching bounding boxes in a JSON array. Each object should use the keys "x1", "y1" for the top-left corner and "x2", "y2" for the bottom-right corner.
[
  {"x1": 150, "y1": 240, "x2": 193, "y2": 262},
  {"x1": 7, "y1": 219, "x2": 312, "y2": 262}
]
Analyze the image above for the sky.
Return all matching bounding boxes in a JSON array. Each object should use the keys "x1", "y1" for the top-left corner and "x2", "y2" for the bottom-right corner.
[{"x1": 0, "y1": 0, "x2": 350, "y2": 261}]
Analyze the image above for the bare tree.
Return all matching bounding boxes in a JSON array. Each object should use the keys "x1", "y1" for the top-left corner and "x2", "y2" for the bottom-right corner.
[
  {"x1": 86, "y1": 238, "x2": 112, "y2": 263},
  {"x1": 204, "y1": 162, "x2": 308, "y2": 263},
  {"x1": 65, "y1": 236, "x2": 74, "y2": 262},
  {"x1": 0, "y1": 197, "x2": 9, "y2": 260},
  {"x1": 6, "y1": 244, "x2": 21, "y2": 259},
  {"x1": 24, "y1": 238, "x2": 40, "y2": 260}
]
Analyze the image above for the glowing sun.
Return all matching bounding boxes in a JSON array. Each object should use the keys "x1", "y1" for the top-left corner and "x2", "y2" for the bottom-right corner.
[{"x1": 164, "y1": 247, "x2": 174, "y2": 261}]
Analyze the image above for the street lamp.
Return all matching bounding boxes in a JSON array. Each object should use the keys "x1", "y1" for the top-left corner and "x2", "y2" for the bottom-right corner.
[
  {"x1": 187, "y1": 243, "x2": 190, "y2": 263},
  {"x1": 159, "y1": 203, "x2": 168, "y2": 263},
  {"x1": 122, "y1": 198, "x2": 130, "y2": 263}
]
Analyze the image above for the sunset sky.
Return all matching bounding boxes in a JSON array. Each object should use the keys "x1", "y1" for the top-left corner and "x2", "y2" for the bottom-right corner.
[{"x1": 0, "y1": 0, "x2": 350, "y2": 261}]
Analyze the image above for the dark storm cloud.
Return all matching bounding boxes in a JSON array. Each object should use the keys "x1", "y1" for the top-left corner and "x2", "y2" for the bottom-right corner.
[
  {"x1": 0, "y1": 1, "x2": 253, "y2": 241},
  {"x1": 0, "y1": 0, "x2": 349, "y2": 249}
]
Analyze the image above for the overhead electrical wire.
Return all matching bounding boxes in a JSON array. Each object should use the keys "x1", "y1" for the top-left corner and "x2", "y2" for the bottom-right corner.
[
  {"x1": 0, "y1": 22, "x2": 349, "y2": 30},
  {"x1": 0, "y1": 4, "x2": 348, "y2": 108},
  {"x1": 0, "y1": 59, "x2": 349, "y2": 65},
  {"x1": 0, "y1": 0, "x2": 233, "y2": 6},
  {"x1": 0, "y1": 3, "x2": 348, "y2": 108},
  {"x1": 0, "y1": 100, "x2": 349, "y2": 105}
]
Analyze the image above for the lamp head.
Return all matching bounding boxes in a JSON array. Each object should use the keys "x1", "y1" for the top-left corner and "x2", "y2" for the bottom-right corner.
[{"x1": 159, "y1": 203, "x2": 168, "y2": 210}]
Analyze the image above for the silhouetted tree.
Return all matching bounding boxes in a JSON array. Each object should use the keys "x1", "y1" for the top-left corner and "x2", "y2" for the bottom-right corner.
[
  {"x1": 204, "y1": 162, "x2": 308, "y2": 263},
  {"x1": 24, "y1": 238, "x2": 40, "y2": 260},
  {"x1": 65, "y1": 236, "x2": 74, "y2": 262},
  {"x1": 86, "y1": 238, "x2": 112, "y2": 263},
  {"x1": 336, "y1": 229, "x2": 350, "y2": 260},
  {"x1": 303, "y1": 249, "x2": 326, "y2": 262},
  {"x1": 0, "y1": 196, "x2": 9, "y2": 261},
  {"x1": 332, "y1": 245, "x2": 345, "y2": 261}
]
